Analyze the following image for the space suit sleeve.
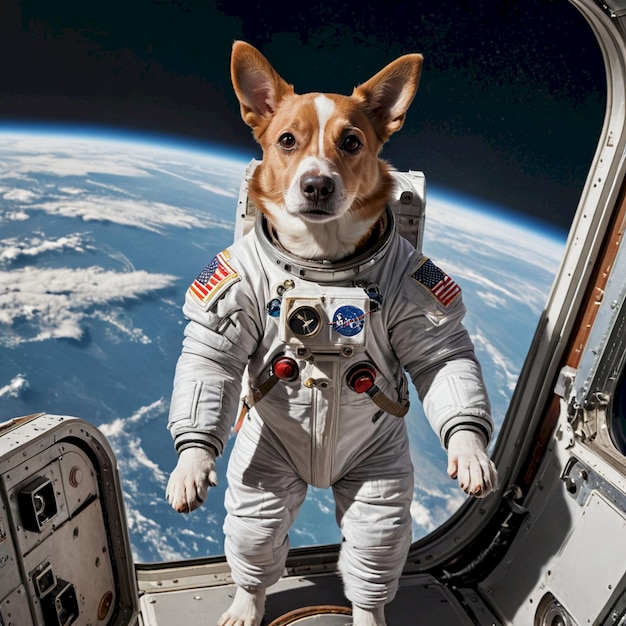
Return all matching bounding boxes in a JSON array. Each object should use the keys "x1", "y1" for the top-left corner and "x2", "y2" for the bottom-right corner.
[
  {"x1": 167, "y1": 267, "x2": 263, "y2": 456},
  {"x1": 390, "y1": 276, "x2": 493, "y2": 449}
]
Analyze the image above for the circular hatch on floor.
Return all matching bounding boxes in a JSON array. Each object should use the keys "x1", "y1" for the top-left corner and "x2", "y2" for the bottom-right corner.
[{"x1": 267, "y1": 605, "x2": 352, "y2": 625}]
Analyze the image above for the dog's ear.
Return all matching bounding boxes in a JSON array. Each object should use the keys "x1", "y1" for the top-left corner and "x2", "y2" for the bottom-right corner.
[
  {"x1": 231, "y1": 41, "x2": 295, "y2": 136},
  {"x1": 353, "y1": 54, "x2": 423, "y2": 143}
]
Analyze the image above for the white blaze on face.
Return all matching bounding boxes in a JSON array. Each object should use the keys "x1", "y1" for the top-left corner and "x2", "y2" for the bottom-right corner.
[
  {"x1": 314, "y1": 94, "x2": 335, "y2": 159},
  {"x1": 280, "y1": 92, "x2": 354, "y2": 232}
]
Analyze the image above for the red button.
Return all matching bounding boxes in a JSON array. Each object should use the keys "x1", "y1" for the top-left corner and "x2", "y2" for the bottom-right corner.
[
  {"x1": 347, "y1": 364, "x2": 376, "y2": 393},
  {"x1": 353, "y1": 374, "x2": 375, "y2": 393},
  {"x1": 272, "y1": 356, "x2": 299, "y2": 381}
]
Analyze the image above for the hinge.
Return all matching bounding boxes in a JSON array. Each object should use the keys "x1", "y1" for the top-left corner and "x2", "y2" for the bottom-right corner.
[
  {"x1": 568, "y1": 391, "x2": 609, "y2": 446},
  {"x1": 554, "y1": 365, "x2": 610, "y2": 446}
]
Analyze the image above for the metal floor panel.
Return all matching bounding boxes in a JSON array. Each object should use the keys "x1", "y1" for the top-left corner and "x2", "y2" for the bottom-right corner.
[{"x1": 138, "y1": 573, "x2": 482, "y2": 625}]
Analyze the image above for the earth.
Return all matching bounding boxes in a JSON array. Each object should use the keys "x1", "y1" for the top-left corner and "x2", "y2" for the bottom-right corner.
[{"x1": 0, "y1": 129, "x2": 565, "y2": 563}]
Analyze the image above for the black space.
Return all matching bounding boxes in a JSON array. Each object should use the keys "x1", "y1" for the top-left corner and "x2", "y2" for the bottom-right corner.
[{"x1": 0, "y1": 0, "x2": 607, "y2": 229}]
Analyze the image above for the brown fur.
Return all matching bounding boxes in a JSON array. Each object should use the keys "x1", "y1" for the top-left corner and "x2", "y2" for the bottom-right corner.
[{"x1": 230, "y1": 41, "x2": 423, "y2": 261}]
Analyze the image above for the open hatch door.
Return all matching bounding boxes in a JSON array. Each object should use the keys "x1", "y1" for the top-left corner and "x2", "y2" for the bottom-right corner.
[{"x1": 0, "y1": 414, "x2": 138, "y2": 626}]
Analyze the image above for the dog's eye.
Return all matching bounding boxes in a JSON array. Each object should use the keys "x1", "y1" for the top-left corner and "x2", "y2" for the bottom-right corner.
[
  {"x1": 278, "y1": 133, "x2": 296, "y2": 151},
  {"x1": 341, "y1": 135, "x2": 362, "y2": 153}
]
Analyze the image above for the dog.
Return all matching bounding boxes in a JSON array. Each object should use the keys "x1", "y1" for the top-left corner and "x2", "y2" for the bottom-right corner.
[{"x1": 166, "y1": 41, "x2": 498, "y2": 626}]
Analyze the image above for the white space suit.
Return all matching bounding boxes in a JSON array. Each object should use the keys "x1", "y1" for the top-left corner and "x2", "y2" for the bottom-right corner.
[{"x1": 168, "y1": 209, "x2": 492, "y2": 609}]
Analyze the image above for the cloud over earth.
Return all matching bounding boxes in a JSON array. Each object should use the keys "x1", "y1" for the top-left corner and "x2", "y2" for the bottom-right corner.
[{"x1": 0, "y1": 266, "x2": 177, "y2": 344}]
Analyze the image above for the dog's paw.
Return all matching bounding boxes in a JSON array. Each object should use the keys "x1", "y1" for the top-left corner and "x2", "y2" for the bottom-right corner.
[
  {"x1": 218, "y1": 587, "x2": 266, "y2": 626},
  {"x1": 166, "y1": 446, "x2": 217, "y2": 513},
  {"x1": 447, "y1": 430, "x2": 498, "y2": 498},
  {"x1": 352, "y1": 605, "x2": 386, "y2": 626}
]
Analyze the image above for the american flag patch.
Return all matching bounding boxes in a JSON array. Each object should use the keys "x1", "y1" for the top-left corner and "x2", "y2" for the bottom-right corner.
[
  {"x1": 410, "y1": 258, "x2": 461, "y2": 306},
  {"x1": 189, "y1": 250, "x2": 240, "y2": 305}
]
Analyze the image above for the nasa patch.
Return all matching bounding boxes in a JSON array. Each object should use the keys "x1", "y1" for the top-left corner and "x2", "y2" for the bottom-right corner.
[{"x1": 332, "y1": 305, "x2": 366, "y2": 337}]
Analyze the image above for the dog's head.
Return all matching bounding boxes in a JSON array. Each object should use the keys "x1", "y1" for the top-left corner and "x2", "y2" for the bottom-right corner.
[{"x1": 231, "y1": 41, "x2": 422, "y2": 260}]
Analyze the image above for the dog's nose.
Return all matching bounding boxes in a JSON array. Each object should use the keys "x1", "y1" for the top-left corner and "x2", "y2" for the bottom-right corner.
[{"x1": 301, "y1": 174, "x2": 334, "y2": 202}]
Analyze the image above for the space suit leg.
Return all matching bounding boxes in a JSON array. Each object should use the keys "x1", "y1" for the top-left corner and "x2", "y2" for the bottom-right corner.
[
  {"x1": 223, "y1": 420, "x2": 308, "y2": 590},
  {"x1": 332, "y1": 451, "x2": 414, "y2": 609}
]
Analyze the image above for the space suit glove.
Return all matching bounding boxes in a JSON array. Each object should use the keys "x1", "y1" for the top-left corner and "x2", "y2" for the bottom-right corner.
[
  {"x1": 166, "y1": 446, "x2": 218, "y2": 514},
  {"x1": 447, "y1": 430, "x2": 498, "y2": 498}
]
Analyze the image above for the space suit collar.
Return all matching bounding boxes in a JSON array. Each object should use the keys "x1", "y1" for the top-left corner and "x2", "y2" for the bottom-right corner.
[{"x1": 255, "y1": 207, "x2": 396, "y2": 284}]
